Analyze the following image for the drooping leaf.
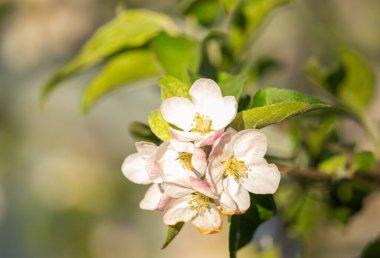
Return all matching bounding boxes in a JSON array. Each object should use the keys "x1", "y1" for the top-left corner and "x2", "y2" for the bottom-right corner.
[
  {"x1": 229, "y1": 194, "x2": 276, "y2": 258},
  {"x1": 241, "y1": 0, "x2": 289, "y2": 35},
  {"x1": 41, "y1": 9, "x2": 177, "y2": 103},
  {"x1": 148, "y1": 109, "x2": 171, "y2": 141},
  {"x1": 158, "y1": 76, "x2": 190, "y2": 100},
  {"x1": 82, "y1": 50, "x2": 159, "y2": 111},
  {"x1": 232, "y1": 88, "x2": 330, "y2": 130},
  {"x1": 161, "y1": 222, "x2": 184, "y2": 249},
  {"x1": 128, "y1": 121, "x2": 161, "y2": 144},
  {"x1": 151, "y1": 33, "x2": 201, "y2": 84},
  {"x1": 361, "y1": 237, "x2": 380, "y2": 258},
  {"x1": 305, "y1": 49, "x2": 374, "y2": 113},
  {"x1": 218, "y1": 72, "x2": 247, "y2": 99},
  {"x1": 318, "y1": 154, "x2": 347, "y2": 177}
]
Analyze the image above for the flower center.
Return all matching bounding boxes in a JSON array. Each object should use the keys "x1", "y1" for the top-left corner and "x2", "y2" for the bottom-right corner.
[
  {"x1": 222, "y1": 156, "x2": 249, "y2": 182},
  {"x1": 176, "y1": 152, "x2": 193, "y2": 170},
  {"x1": 190, "y1": 112, "x2": 213, "y2": 135},
  {"x1": 188, "y1": 192, "x2": 211, "y2": 215}
]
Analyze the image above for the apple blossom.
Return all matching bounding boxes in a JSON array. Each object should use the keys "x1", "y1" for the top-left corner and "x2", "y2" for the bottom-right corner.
[
  {"x1": 160, "y1": 79, "x2": 237, "y2": 146},
  {"x1": 121, "y1": 141, "x2": 171, "y2": 211},
  {"x1": 208, "y1": 130, "x2": 281, "y2": 214}
]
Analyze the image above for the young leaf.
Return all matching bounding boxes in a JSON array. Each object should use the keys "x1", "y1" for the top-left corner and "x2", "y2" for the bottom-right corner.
[
  {"x1": 158, "y1": 76, "x2": 190, "y2": 100},
  {"x1": 161, "y1": 222, "x2": 184, "y2": 249},
  {"x1": 352, "y1": 151, "x2": 376, "y2": 172},
  {"x1": 218, "y1": 72, "x2": 247, "y2": 100},
  {"x1": 229, "y1": 194, "x2": 276, "y2": 258},
  {"x1": 41, "y1": 9, "x2": 177, "y2": 103},
  {"x1": 318, "y1": 154, "x2": 347, "y2": 177},
  {"x1": 231, "y1": 88, "x2": 330, "y2": 130},
  {"x1": 151, "y1": 33, "x2": 201, "y2": 84},
  {"x1": 128, "y1": 121, "x2": 161, "y2": 145},
  {"x1": 148, "y1": 109, "x2": 171, "y2": 141},
  {"x1": 82, "y1": 50, "x2": 159, "y2": 112}
]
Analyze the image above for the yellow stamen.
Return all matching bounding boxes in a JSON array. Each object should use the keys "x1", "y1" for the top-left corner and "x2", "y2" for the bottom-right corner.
[
  {"x1": 190, "y1": 112, "x2": 213, "y2": 135},
  {"x1": 177, "y1": 152, "x2": 193, "y2": 170},
  {"x1": 188, "y1": 193, "x2": 211, "y2": 215},
  {"x1": 222, "y1": 156, "x2": 249, "y2": 182}
]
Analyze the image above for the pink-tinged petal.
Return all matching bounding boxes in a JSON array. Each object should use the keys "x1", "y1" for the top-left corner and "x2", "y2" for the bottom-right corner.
[
  {"x1": 195, "y1": 129, "x2": 225, "y2": 147},
  {"x1": 139, "y1": 184, "x2": 163, "y2": 210},
  {"x1": 121, "y1": 153, "x2": 151, "y2": 184},
  {"x1": 189, "y1": 177, "x2": 218, "y2": 199},
  {"x1": 145, "y1": 158, "x2": 162, "y2": 184},
  {"x1": 191, "y1": 208, "x2": 222, "y2": 235},
  {"x1": 160, "y1": 97, "x2": 196, "y2": 131},
  {"x1": 169, "y1": 139, "x2": 194, "y2": 153},
  {"x1": 209, "y1": 96, "x2": 238, "y2": 130},
  {"x1": 189, "y1": 79, "x2": 223, "y2": 114},
  {"x1": 230, "y1": 187, "x2": 250, "y2": 213},
  {"x1": 135, "y1": 141, "x2": 157, "y2": 159},
  {"x1": 163, "y1": 195, "x2": 197, "y2": 225},
  {"x1": 218, "y1": 191, "x2": 237, "y2": 215},
  {"x1": 169, "y1": 127, "x2": 202, "y2": 142},
  {"x1": 232, "y1": 129, "x2": 267, "y2": 164},
  {"x1": 157, "y1": 193, "x2": 172, "y2": 211},
  {"x1": 241, "y1": 161, "x2": 281, "y2": 194},
  {"x1": 209, "y1": 131, "x2": 233, "y2": 161},
  {"x1": 161, "y1": 182, "x2": 195, "y2": 198},
  {"x1": 191, "y1": 148, "x2": 207, "y2": 175},
  {"x1": 207, "y1": 157, "x2": 227, "y2": 195}
]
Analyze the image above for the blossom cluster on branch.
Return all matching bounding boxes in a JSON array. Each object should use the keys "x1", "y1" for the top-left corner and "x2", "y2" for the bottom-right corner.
[{"x1": 122, "y1": 79, "x2": 281, "y2": 234}]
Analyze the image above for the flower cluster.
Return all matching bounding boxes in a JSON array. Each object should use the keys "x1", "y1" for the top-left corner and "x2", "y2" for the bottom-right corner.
[{"x1": 122, "y1": 79, "x2": 281, "y2": 235}]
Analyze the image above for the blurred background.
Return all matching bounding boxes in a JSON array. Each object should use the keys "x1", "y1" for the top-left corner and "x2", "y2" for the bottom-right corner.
[{"x1": 1, "y1": 0, "x2": 380, "y2": 257}]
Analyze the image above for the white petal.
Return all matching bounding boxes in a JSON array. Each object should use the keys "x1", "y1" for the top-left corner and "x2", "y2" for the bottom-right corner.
[
  {"x1": 241, "y1": 162, "x2": 281, "y2": 194},
  {"x1": 223, "y1": 175, "x2": 240, "y2": 195},
  {"x1": 191, "y1": 148, "x2": 207, "y2": 175},
  {"x1": 163, "y1": 195, "x2": 197, "y2": 225},
  {"x1": 139, "y1": 184, "x2": 163, "y2": 210},
  {"x1": 191, "y1": 208, "x2": 222, "y2": 235},
  {"x1": 230, "y1": 187, "x2": 250, "y2": 214},
  {"x1": 189, "y1": 177, "x2": 218, "y2": 199},
  {"x1": 121, "y1": 153, "x2": 151, "y2": 184},
  {"x1": 161, "y1": 182, "x2": 195, "y2": 198},
  {"x1": 169, "y1": 128, "x2": 202, "y2": 142},
  {"x1": 189, "y1": 79, "x2": 223, "y2": 115},
  {"x1": 169, "y1": 139, "x2": 194, "y2": 153},
  {"x1": 145, "y1": 158, "x2": 162, "y2": 183},
  {"x1": 232, "y1": 129, "x2": 267, "y2": 164},
  {"x1": 160, "y1": 97, "x2": 196, "y2": 131},
  {"x1": 208, "y1": 96, "x2": 237, "y2": 130},
  {"x1": 135, "y1": 141, "x2": 157, "y2": 159},
  {"x1": 218, "y1": 191, "x2": 237, "y2": 215}
]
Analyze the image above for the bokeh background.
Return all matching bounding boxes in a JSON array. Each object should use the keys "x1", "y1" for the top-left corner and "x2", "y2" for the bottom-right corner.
[{"x1": 1, "y1": 0, "x2": 380, "y2": 257}]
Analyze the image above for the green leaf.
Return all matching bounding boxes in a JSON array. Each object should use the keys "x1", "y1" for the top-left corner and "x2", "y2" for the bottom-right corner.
[
  {"x1": 242, "y1": 0, "x2": 289, "y2": 35},
  {"x1": 158, "y1": 76, "x2": 190, "y2": 100},
  {"x1": 318, "y1": 154, "x2": 347, "y2": 176},
  {"x1": 128, "y1": 121, "x2": 161, "y2": 145},
  {"x1": 41, "y1": 9, "x2": 177, "y2": 103},
  {"x1": 218, "y1": 72, "x2": 248, "y2": 99},
  {"x1": 232, "y1": 88, "x2": 330, "y2": 130},
  {"x1": 151, "y1": 33, "x2": 201, "y2": 84},
  {"x1": 82, "y1": 50, "x2": 159, "y2": 112},
  {"x1": 307, "y1": 115, "x2": 337, "y2": 157},
  {"x1": 361, "y1": 237, "x2": 380, "y2": 258},
  {"x1": 148, "y1": 109, "x2": 171, "y2": 141},
  {"x1": 229, "y1": 194, "x2": 276, "y2": 258},
  {"x1": 352, "y1": 151, "x2": 376, "y2": 172},
  {"x1": 338, "y1": 50, "x2": 374, "y2": 113},
  {"x1": 252, "y1": 87, "x2": 326, "y2": 107},
  {"x1": 305, "y1": 50, "x2": 374, "y2": 113},
  {"x1": 219, "y1": 0, "x2": 238, "y2": 12},
  {"x1": 161, "y1": 222, "x2": 184, "y2": 249},
  {"x1": 184, "y1": 0, "x2": 221, "y2": 27}
]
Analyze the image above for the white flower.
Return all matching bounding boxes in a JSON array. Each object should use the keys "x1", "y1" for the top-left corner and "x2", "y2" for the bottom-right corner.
[
  {"x1": 121, "y1": 141, "x2": 171, "y2": 211},
  {"x1": 162, "y1": 177, "x2": 222, "y2": 235},
  {"x1": 160, "y1": 79, "x2": 237, "y2": 147},
  {"x1": 155, "y1": 139, "x2": 208, "y2": 197},
  {"x1": 208, "y1": 130, "x2": 281, "y2": 215}
]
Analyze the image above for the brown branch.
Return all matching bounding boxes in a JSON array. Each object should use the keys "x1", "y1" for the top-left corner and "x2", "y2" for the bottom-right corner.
[{"x1": 277, "y1": 164, "x2": 380, "y2": 186}]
